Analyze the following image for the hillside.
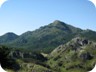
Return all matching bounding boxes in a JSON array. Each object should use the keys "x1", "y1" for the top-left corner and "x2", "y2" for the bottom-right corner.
[
  {"x1": 47, "y1": 37, "x2": 96, "y2": 72},
  {"x1": 1, "y1": 37, "x2": 96, "y2": 72}
]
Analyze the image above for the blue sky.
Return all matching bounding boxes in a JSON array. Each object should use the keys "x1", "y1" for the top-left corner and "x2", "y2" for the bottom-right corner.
[{"x1": 0, "y1": 0, "x2": 96, "y2": 35}]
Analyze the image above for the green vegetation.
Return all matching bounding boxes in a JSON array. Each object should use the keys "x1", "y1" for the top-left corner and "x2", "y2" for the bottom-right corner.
[
  {"x1": 1, "y1": 37, "x2": 95, "y2": 72},
  {"x1": 47, "y1": 37, "x2": 96, "y2": 72}
]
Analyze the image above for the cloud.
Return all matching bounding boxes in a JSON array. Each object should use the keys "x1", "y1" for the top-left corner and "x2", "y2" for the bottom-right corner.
[{"x1": 0, "y1": 0, "x2": 7, "y2": 8}]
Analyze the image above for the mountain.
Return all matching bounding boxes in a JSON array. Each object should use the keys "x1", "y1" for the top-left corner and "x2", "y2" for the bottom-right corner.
[
  {"x1": 47, "y1": 37, "x2": 96, "y2": 72},
  {"x1": 0, "y1": 20, "x2": 96, "y2": 53},
  {"x1": 4, "y1": 20, "x2": 82, "y2": 53},
  {"x1": 0, "y1": 32, "x2": 19, "y2": 44}
]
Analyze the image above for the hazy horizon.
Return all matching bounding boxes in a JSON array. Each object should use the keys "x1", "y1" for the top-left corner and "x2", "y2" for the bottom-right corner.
[{"x1": 0, "y1": 0, "x2": 96, "y2": 35}]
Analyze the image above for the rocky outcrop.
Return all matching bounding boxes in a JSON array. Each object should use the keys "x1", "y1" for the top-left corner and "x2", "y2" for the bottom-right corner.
[
  {"x1": 9, "y1": 50, "x2": 48, "y2": 62},
  {"x1": 79, "y1": 52, "x2": 93, "y2": 60}
]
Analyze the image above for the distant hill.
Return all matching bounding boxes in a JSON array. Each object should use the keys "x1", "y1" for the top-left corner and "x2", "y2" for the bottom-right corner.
[
  {"x1": 0, "y1": 20, "x2": 96, "y2": 53},
  {"x1": 0, "y1": 32, "x2": 19, "y2": 44}
]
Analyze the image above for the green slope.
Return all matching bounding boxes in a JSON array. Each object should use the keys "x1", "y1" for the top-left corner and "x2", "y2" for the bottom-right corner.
[
  {"x1": 47, "y1": 37, "x2": 96, "y2": 72},
  {"x1": 2, "y1": 37, "x2": 96, "y2": 72}
]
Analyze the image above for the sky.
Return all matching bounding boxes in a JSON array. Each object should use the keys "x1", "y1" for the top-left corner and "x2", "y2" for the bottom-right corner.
[{"x1": 0, "y1": 0, "x2": 96, "y2": 35}]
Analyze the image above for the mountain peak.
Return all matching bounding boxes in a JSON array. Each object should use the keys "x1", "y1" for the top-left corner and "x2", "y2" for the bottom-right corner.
[
  {"x1": 49, "y1": 20, "x2": 67, "y2": 28},
  {"x1": 2, "y1": 32, "x2": 19, "y2": 38},
  {"x1": 53, "y1": 20, "x2": 63, "y2": 23},
  {"x1": 0, "y1": 32, "x2": 19, "y2": 43},
  {"x1": 4, "y1": 32, "x2": 17, "y2": 36},
  {"x1": 52, "y1": 20, "x2": 66, "y2": 26}
]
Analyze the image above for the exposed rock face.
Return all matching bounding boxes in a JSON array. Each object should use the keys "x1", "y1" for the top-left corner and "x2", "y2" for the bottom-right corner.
[
  {"x1": 9, "y1": 50, "x2": 24, "y2": 59},
  {"x1": 9, "y1": 50, "x2": 48, "y2": 63},
  {"x1": 72, "y1": 37, "x2": 89, "y2": 45},
  {"x1": 79, "y1": 52, "x2": 93, "y2": 60},
  {"x1": 9, "y1": 50, "x2": 35, "y2": 59}
]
